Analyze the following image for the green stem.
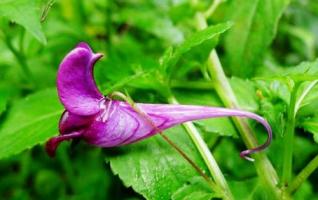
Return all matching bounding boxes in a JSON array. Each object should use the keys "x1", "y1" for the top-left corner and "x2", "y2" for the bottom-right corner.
[
  {"x1": 283, "y1": 81, "x2": 318, "y2": 193},
  {"x1": 3, "y1": 32, "x2": 34, "y2": 84},
  {"x1": 204, "y1": 0, "x2": 223, "y2": 18},
  {"x1": 168, "y1": 96, "x2": 234, "y2": 200},
  {"x1": 287, "y1": 155, "x2": 318, "y2": 193},
  {"x1": 282, "y1": 84, "x2": 300, "y2": 185},
  {"x1": 41, "y1": 0, "x2": 55, "y2": 23},
  {"x1": 195, "y1": 12, "x2": 282, "y2": 199}
]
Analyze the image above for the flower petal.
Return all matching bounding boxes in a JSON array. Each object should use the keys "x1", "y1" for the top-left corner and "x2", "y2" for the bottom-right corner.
[
  {"x1": 81, "y1": 101, "x2": 272, "y2": 159},
  {"x1": 46, "y1": 131, "x2": 83, "y2": 157},
  {"x1": 57, "y1": 42, "x2": 103, "y2": 116},
  {"x1": 59, "y1": 110, "x2": 95, "y2": 134},
  {"x1": 83, "y1": 101, "x2": 145, "y2": 147}
]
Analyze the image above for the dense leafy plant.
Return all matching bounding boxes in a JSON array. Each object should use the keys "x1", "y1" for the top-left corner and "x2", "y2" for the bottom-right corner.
[{"x1": 0, "y1": 0, "x2": 318, "y2": 199}]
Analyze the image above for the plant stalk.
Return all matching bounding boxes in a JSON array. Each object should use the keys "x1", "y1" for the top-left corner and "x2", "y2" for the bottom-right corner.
[
  {"x1": 282, "y1": 84, "x2": 300, "y2": 186},
  {"x1": 168, "y1": 96, "x2": 234, "y2": 200},
  {"x1": 204, "y1": 0, "x2": 223, "y2": 18},
  {"x1": 288, "y1": 155, "x2": 318, "y2": 193},
  {"x1": 195, "y1": 12, "x2": 281, "y2": 198}
]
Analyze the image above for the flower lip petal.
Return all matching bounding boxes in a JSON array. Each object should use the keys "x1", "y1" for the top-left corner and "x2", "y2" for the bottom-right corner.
[
  {"x1": 59, "y1": 110, "x2": 94, "y2": 134},
  {"x1": 46, "y1": 131, "x2": 83, "y2": 157},
  {"x1": 57, "y1": 42, "x2": 104, "y2": 116}
]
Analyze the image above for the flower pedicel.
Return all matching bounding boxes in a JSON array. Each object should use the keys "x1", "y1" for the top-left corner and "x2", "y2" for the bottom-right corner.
[{"x1": 46, "y1": 42, "x2": 272, "y2": 161}]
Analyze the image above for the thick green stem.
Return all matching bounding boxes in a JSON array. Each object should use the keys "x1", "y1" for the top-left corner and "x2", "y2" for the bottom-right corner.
[
  {"x1": 282, "y1": 84, "x2": 300, "y2": 185},
  {"x1": 195, "y1": 12, "x2": 282, "y2": 199},
  {"x1": 288, "y1": 155, "x2": 318, "y2": 193},
  {"x1": 168, "y1": 96, "x2": 234, "y2": 200}
]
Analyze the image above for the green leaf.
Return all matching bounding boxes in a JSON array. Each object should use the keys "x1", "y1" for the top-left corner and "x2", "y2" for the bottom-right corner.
[
  {"x1": 294, "y1": 181, "x2": 318, "y2": 200},
  {"x1": 107, "y1": 126, "x2": 209, "y2": 200},
  {"x1": 230, "y1": 178, "x2": 281, "y2": 200},
  {"x1": 0, "y1": 89, "x2": 63, "y2": 159},
  {"x1": 214, "y1": 139, "x2": 255, "y2": 179},
  {"x1": 255, "y1": 80, "x2": 289, "y2": 136},
  {"x1": 0, "y1": 0, "x2": 46, "y2": 44},
  {"x1": 171, "y1": 177, "x2": 216, "y2": 200},
  {"x1": 161, "y1": 22, "x2": 232, "y2": 71},
  {"x1": 293, "y1": 135, "x2": 318, "y2": 170},
  {"x1": 300, "y1": 116, "x2": 318, "y2": 143},
  {"x1": 285, "y1": 59, "x2": 318, "y2": 82},
  {"x1": 95, "y1": 35, "x2": 162, "y2": 92},
  {"x1": 176, "y1": 22, "x2": 232, "y2": 56},
  {"x1": 224, "y1": 0, "x2": 290, "y2": 77},
  {"x1": 259, "y1": 99, "x2": 287, "y2": 137},
  {"x1": 229, "y1": 179, "x2": 258, "y2": 200},
  {"x1": 117, "y1": 8, "x2": 184, "y2": 44},
  {"x1": 230, "y1": 77, "x2": 259, "y2": 112},
  {"x1": 255, "y1": 59, "x2": 318, "y2": 82},
  {"x1": 297, "y1": 84, "x2": 318, "y2": 117},
  {"x1": 0, "y1": 86, "x2": 10, "y2": 115},
  {"x1": 0, "y1": 96, "x2": 7, "y2": 115},
  {"x1": 286, "y1": 61, "x2": 318, "y2": 143}
]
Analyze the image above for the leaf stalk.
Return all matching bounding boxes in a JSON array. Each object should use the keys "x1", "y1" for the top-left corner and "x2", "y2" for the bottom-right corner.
[
  {"x1": 288, "y1": 155, "x2": 318, "y2": 194},
  {"x1": 282, "y1": 84, "x2": 300, "y2": 186},
  {"x1": 168, "y1": 96, "x2": 234, "y2": 200},
  {"x1": 195, "y1": 11, "x2": 282, "y2": 199}
]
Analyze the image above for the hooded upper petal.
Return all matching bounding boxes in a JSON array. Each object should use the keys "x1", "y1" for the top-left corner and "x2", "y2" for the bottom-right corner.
[{"x1": 57, "y1": 42, "x2": 103, "y2": 116}]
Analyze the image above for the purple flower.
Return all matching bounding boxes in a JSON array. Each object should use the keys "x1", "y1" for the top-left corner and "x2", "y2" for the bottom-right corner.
[{"x1": 46, "y1": 42, "x2": 272, "y2": 159}]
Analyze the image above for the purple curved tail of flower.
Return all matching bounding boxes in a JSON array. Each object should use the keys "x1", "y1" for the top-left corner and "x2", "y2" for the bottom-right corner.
[{"x1": 136, "y1": 103, "x2": 272, "y2": 160}]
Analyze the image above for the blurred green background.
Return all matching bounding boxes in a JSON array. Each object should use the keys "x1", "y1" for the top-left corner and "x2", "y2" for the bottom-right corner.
[{"x1": 1, "y1": 0, "x2": 318, "y2": 199}]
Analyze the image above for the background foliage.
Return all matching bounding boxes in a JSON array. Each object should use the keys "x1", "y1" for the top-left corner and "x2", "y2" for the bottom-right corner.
[{"x1": 0, "y1": 0, "x2": 318, "y2": 199}]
